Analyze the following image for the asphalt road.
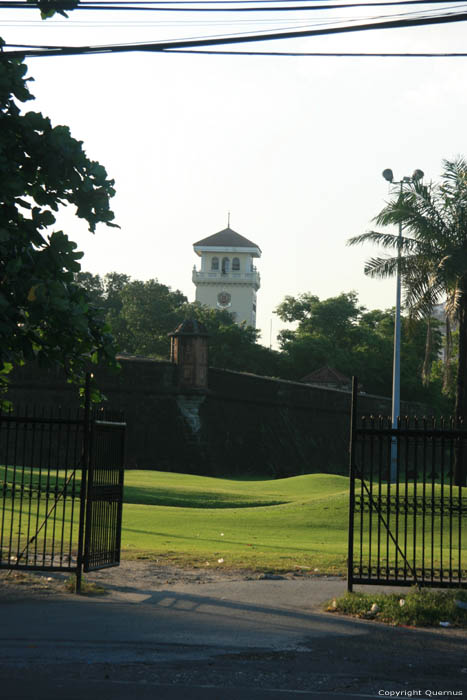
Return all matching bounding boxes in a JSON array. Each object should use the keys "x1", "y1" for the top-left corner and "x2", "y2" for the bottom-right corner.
[{"x1": 1, "y1": 572, "x2": 466, "y2": 700}]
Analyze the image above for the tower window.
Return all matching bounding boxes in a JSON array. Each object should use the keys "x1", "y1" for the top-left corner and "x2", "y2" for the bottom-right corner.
[
  {"x1": 222, "y1": 257, "x2": 230, "y2": 274},
  {"x1": 232, "y1": 257, "x2": 240, "y2": 271},
  {"x1": 211, "y1": 257, "x2": 219, "y2": 271}
]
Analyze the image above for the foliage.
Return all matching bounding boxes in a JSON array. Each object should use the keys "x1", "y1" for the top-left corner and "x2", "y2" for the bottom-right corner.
[
  {"x1": 184, "y1": 303, "x2": 285, "y2": 375},
  {"x1": 427, "y1": 327, "x2": 458, "y2": 410},
  {"x1": 26, "y1": 0, "x2": 79, "y2": 20},
  {"x1": 327, "y1": 589, "x2": 467, "y2": 628},
  {"x1": 76, "y1": 272, "x2": 285, "y2": 376},
  {"x1": 0, "y1": 37, "x2": 118, "y2": 396},
  {"x1": 275, "y1": 291, "x2": 443, "y2": 405},
  {"x1": 276, "y1": 291, "x2": 364, "y2": 340},
  {"x1": 64, "y1": 576, "x2": 107, "y2": 596},
  {"x1": 348, "y1": 157, "x2": 467, "y2": 481},
  {"x1": 348, "y1": 158, "x2": 467, "y2": 415}
]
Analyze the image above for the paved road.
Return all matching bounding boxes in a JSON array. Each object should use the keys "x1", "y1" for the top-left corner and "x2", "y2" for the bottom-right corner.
[{"x1": 1, "y1": 571, "x2": 466, "y2": 699}]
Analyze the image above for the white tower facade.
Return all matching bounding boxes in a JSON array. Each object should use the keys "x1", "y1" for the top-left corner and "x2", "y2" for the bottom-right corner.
[{"x1": 192, "y1": 226, "x2": 261, "y2": 327}]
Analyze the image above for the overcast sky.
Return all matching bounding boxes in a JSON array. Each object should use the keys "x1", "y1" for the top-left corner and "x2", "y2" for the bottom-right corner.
[{"x1": 3, "y1": 3, "x2": 467, "y2": 348}]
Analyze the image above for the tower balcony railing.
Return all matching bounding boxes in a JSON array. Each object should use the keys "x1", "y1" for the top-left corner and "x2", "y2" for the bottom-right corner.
[{"x1": 192, "y1": 268, "x2": 261, "y2": 287}]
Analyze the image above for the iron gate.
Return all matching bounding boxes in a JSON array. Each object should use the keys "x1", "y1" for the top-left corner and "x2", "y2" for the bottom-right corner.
[
  {"x1": 348, "y1": 378, "x2": 466, "y2": 592},
  {"x1": 0, "y1": 380, "x2": 125, "y2": 592},
  {"x1": 83, "y1": 417, "x2": 125, "y2": 574}
]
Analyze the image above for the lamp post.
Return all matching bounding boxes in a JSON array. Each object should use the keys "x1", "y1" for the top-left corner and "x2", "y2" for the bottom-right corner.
[{"x1": 382, "y1": 168, "x2": 424, "y2": 481}]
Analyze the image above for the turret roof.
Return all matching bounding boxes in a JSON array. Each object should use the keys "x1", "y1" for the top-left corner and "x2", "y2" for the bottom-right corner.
[
  {"x1": 193, "y1": 227, "x2": 261, "y2": 253},
  {"x1": 168, "y1": 319, "x2": 209, "y2": 337}
]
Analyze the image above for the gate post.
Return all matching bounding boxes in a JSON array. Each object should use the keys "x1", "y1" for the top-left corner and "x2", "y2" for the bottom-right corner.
[
  {"x1": 75, "y1": 373, "x2": 91, "y2": 594},
  {"x1": 347, "y1": 376, "x2": 358, "y2": 593}
]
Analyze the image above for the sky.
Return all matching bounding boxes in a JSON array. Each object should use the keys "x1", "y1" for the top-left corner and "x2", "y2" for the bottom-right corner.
[{"x1": 3, "y1": 2, "x2": 467, "y2": 348}]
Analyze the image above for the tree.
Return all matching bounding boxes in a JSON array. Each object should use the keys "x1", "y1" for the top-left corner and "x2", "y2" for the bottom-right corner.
[
  {"x1": 275, "y1": 292, "x2": 442, "y2": 402},
  {"x1": 114, "y1": 279, "x2": 188, "y2": 357},
  {"x1": 348, "y1": 157, "x2": 467, "y2": 483},
  {"x1": 76, "y1": 272, "x2": 285, "y2": 376},
  {"x1": 183, "y1": 303, "x2": 285, "y2": 376},
  {"x1": 276, "y1": 291, "x2": 364, "y2": 342},
  {"x1": 1, "y1": 37, "x2": 118, "y2": 396}
]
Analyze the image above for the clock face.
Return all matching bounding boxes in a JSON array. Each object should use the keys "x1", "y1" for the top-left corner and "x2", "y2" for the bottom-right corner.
[{"x1": 217, "y1": 292, "x2": 231, "y2": 307}]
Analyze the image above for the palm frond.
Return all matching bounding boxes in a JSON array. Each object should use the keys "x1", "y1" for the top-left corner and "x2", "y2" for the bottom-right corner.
[
  {"x1": 348, "y1": 229, "x2": 422, "y2": 254},
  {"x1": 347, "y1": 231, "x2": 399, "y2": 248},
  {"x1": 445, "y1": 286, "x2": 461, "y2": 320},
  {"x1": 363, "y1": 256, "x2": 399, "y2": 279}
]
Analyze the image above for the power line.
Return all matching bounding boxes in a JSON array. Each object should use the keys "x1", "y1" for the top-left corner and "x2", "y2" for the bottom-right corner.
[
  {"x1": 1, "y1": 0, "x2": 466, "y2": 10},
  {"x1": 169, "y1": 48, "x2": 467, "y2": 53},
  {"x1": 8, "y1": 41, "x2": 466, "y2": 53},
  {"x1": 3, "y1": 1, "x2": 467, "y2": 58},
  {"x1": 3, "y1": 8, "x2": 467, "y2": 57}
]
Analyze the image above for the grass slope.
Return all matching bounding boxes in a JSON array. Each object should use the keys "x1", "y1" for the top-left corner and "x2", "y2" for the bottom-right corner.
[{"x1": 121, "y1": 472, "x2": 350, "y2": 572}]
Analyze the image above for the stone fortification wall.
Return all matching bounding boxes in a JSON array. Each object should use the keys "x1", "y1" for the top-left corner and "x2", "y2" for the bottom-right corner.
[{"x1": 5, "y1": 359, "x2": 425, "y2": 477}]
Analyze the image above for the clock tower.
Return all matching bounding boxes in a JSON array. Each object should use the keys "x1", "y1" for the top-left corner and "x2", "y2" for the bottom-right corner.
[{"x1": 192, "y1": 225, "x2": 261, "y2": 327}]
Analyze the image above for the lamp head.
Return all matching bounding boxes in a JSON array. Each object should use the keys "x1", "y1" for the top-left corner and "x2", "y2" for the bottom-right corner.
[
  {"x1": 412, "y1": 169, "x2": 424, "y2": 181},
  {"x1": 382, "y1": 168, "x2": 394, "y2": 183}
]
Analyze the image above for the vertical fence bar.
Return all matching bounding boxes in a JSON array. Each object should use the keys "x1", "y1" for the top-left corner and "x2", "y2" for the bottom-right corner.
[
  {"x1": 68, "y1": 408, "x2": 80, "y2": 568},
  {"x1": 393, "y1": 415, "x2": 401, "y2": 580},
  {"x1": 359, "y1": 422, "x2": 365, "y2": 579},
  {"x1": 59, "y1": 410, "x2": 71, "y2": 568},
  {"x1": 385, "y1": 416, "x2": 392, "y2": 581},
  {"x1": 8, "y1": 411, "x2": 19, "y2": 566},
  {"x1": 16, "y1": 408, "x2": 27, "y2": 566},
  {"x1": 439, "y1": 419, "x2": 445, "y2": 584},
  {"x1": 450, "y1": 422, "x2": 454, "y2": 583},
  {"x1": 421, "y1": 417, "x2": 428, "y2": 584},
  {"x1": 431, "y1": 420, "x2": 438, "y2": 584},
  {"x1": 83, "y1": 414, "x2": 96, "y2": 572},
  {"x1": 347, "y1": 377, "x2": 358, "y2": 593},
  {"x1": 115, "y1": 431, "x2": 125, "y2": 565},
  {"x1": 376, "y1": 416, "x2": 383, "y2": 581},
  {"x1": 25, "y1": 408, "x2": 37, "y2": 567},
  {"x1": 75, "y1": 373, "x2": 91, "y2": 594},
  {"x1": 403, "y1": 421, "x2": 410, "y2": 582},
  {"x1": 458, "y1": 431, "x2": 463, "y2": 586},
  {"x1": 0, "y1": 407, "x2": 11, "y2": 565},
  {"x1": 368, "y1": 415, "x2": 375, "y2": 581}
]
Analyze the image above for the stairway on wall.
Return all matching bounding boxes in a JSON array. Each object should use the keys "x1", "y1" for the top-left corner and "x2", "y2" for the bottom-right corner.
[{"x1": 176, "y1": 395, "x2": 210, "y2": 473}]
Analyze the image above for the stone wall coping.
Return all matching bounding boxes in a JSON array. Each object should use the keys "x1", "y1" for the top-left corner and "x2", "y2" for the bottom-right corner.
[{"x1": 207, "y1": 366, "x2": 427, "y2": 410}]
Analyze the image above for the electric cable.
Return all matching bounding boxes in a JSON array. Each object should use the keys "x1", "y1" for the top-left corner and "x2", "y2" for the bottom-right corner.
[
  {"x1": 1, "y1": 0, "x2": 466, "y2": 11},
  {"x1": 3, "y1": 8, "x2": 467, "y2": 57}
]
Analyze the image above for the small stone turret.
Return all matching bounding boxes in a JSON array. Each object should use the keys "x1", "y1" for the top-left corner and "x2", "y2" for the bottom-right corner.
[{"x1": 169, "y1": 319, "x2": 209, "y2": 390}]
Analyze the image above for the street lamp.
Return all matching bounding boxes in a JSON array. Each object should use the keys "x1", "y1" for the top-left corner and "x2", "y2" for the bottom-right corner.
[{"x1": 382, "y1": 167, "x2": 424, "y2": 481}]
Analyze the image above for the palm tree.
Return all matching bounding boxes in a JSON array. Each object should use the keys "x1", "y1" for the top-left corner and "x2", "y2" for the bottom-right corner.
[{"x1": 348, "y1": 157, "x2": 467, "y2": 485}]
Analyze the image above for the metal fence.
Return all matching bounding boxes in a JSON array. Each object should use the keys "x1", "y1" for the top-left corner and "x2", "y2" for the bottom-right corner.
[
  {"x1": 348, "y1": 379, "x2": 466, "y2": 591},
  {"x1": 0, "y1": 381, "x2": 125, "y2": 592}
]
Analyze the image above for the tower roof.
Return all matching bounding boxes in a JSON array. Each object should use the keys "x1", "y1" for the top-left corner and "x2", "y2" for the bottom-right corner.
[{"x1": 193, "y1": 227, "x2": 261, "y2": 257}]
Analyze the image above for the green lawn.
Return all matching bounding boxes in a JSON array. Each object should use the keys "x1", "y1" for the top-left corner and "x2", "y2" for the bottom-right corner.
[
  {"x1": 1, "y1": 467, "x2": 465, "y2": 576},
  {"x1": 120, "y1": 471, "x2": 350, "y2": 572}
]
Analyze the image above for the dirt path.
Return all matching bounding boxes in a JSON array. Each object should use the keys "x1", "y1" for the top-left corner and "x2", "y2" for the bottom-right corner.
[{"x1": 0, "y1": 560, "x2": 316, "y2": 599}]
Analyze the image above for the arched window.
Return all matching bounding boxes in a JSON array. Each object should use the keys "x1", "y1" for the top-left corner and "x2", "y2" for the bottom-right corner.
[
  {"x1": 222, "y1": 257, "x2": 230, "y2": 274},
  {"x1": 211, "y1": 257, "x2": 219, "y2": 271},
  {"x1": 232, "y1": 257, "x2": 240, "y2": 271}
]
